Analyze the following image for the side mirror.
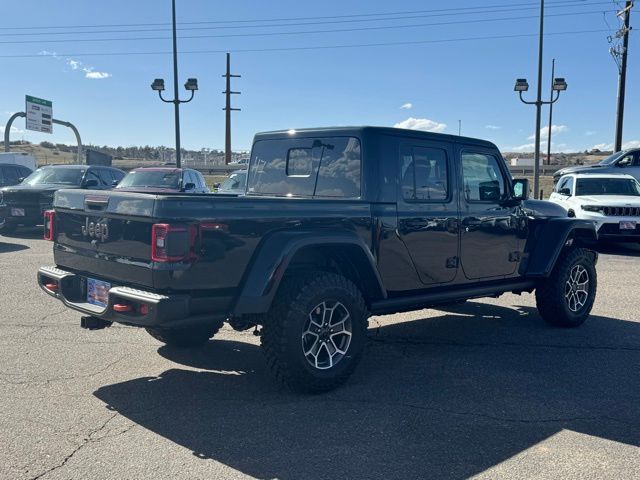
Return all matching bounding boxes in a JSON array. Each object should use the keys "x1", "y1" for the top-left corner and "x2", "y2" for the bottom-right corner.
[
  {"x1": 616, "y1": 157, "x2": 632, "y2": 167},
  {"x1": 111, "y1": 180, "x2": 120, "y2": 187},
  {"x1": 512, "y1": 178, "x2": 529, "y2": 201},
  {"x1": 183, "y1": 182, "x2": 196, "y2": 192},
  {"x1": 17, "y1": 177, "x2": 24, "y2": 183},
  {"x1": 558, "y1": 187, "x2": 571, "y2": 196},
  {"x1": 83, "y1": 179, "x2": 99, "y2": 188}
]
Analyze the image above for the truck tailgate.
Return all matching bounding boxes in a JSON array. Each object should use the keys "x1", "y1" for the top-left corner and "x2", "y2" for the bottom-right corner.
[{"x1": 53, "y1": 189, "x2": 156, "y2": 288}]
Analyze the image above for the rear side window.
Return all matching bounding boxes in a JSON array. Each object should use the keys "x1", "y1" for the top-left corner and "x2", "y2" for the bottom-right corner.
[
  {"x1": 461, "y1": 152, "x2": 506, "y2": 202},
  {"x1": 248, "y1": 136, "x2": 361, "y2": 198},
  {"x1": 97, "y1": 168, "x2": 112, "y2": 186},
  {"x1": 400, "y1": 146, "x2": 449, "y2": 201},
  {"x1": 3, "y1": 166, "x2": 19, "y2": 185},
  {"x1": 314, "y1": 138, "x2": 361, "y2": 198},
  {"x1": 18, "y1": 166, "x2": 32, "y2": 178},
  {"x1": 112, "y1": 169, "x2": 125, "y2": 182}
]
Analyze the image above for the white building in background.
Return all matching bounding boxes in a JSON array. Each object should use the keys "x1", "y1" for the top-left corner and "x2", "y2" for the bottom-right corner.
[{"x1": 510, "y1": 157, "x2": 535, "y2": 167}]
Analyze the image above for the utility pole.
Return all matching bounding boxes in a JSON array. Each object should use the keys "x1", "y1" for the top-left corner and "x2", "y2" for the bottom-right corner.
[
  {"x1": 546, "y1": 58, "x2": 555, "y2": 166},
  {"x1": 458, "y1": 120, "x2": 461, "y2": 136},
  {"x1": 150, "y1": 0, "x2": 199, "y2": 168},
  {"x1": 223, "y1": 53, "x2": 241, "y2": 165},
  {"x1": 614, "y1": 0, "x2": 632, "y2": 152}
]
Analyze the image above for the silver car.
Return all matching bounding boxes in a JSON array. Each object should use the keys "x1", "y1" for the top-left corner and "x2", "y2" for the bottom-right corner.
[{"x1": 553, "y1": 149, "x2": 640, "y2": 184}]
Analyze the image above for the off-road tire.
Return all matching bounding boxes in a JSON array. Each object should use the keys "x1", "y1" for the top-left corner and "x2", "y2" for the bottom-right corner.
[
  {"x1": 536, "y1": 247, "x2": 597, "y2": 328},
  {"x1": 146, "y1": 319, "x2": 224, "y2": 348},
  {"x1": 261, "y1": 272, "x2": 369, "y2": 393}
]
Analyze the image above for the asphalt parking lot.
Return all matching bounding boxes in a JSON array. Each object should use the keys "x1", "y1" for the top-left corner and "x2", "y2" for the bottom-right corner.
[{"x1": 1, "y1": 230, "x2": 639, "y2": 480}]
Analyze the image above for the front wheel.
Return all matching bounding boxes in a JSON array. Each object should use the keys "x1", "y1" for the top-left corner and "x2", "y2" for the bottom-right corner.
[
  {"x1": 146, "y1": 319, "x2": 224, "y2": 348},
  {"x1": 535, "y1": 247, "x2": 597, "y2": 328},
  {"x1": 261, "y1": 272, "x2": 369, "y2": 393}
]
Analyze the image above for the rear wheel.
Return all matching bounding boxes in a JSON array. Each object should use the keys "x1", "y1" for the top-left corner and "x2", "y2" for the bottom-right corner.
[
  {"x1": 535, "y1": 247, "x2": 597, "y2": 328},
  {"x1": 261, "y1": 272, "x2": 369, "y2": 393},
  {"x1": 146, "y1": 319, "x2": 224, "y2": 348}
]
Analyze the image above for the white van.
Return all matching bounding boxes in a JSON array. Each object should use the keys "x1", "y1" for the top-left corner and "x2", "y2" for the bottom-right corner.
[{"x1": 0, "y1": 152, "x2": 37, "y2": 171}]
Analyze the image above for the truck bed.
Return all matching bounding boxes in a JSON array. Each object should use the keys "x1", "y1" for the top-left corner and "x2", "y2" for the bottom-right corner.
[{"x1": 52, "y1": 189, "x2": 374, "y2": 293}]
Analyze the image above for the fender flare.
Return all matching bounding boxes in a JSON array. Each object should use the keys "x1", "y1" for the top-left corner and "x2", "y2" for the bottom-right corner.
[
  {"x1": 232, "y1": 230, "x2": 386, "y2": 315},
  {"x1": 523, "y1": 218, "x2": 598, "y2": 277}
]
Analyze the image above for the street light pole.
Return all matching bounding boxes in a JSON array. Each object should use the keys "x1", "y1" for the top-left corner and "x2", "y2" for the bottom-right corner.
[
  {"x1": 514, "y1": 75, "x2": 567, "y2": 199},
  {"x1": 532, "y1": 0, "x2": 545, "y2": 199},
  {"x1": 150, "y1": 0, "x2": 199, "y2": 168},
  {"x1": 514, "y1": 0, "x2": 567, "y2": 199},
  {"x1": 171, "y1": 0, "x2": 181, "y2": 167}
]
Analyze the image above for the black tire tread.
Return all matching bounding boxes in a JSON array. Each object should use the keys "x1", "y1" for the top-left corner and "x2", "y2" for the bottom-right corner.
[
  {"x1": 535, "y1": 247, "x2": 596, "y2": 328},
  {"x1": 261, "y1": 272, "x2": 368, "y2": 393}
]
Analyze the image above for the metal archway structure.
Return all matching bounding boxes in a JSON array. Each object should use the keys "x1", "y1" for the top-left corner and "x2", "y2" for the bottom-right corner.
[{"x1": 3, "y1": 112, "x2": 83, "y2": 163}]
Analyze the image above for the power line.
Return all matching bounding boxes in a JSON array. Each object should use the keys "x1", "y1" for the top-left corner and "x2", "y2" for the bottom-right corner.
[
  {"x1": 0, "y1": 28, "x2": 613, "y2": 59},
  {"x1": 0, "y1": 0, "x2": 609, "y2": 32},
  {"x1": 0, "y1": 9, "x2": 615, "y2": 45}
]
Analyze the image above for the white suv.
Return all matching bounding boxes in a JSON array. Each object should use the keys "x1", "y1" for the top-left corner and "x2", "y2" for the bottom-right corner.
[{"x1": 549, "y1": 173, "x2": 640, "y2": 242}]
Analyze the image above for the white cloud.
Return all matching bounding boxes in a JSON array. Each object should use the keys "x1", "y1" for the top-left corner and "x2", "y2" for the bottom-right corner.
[
  {"x1": 394, "y1": 117, "x2": 446, "y2": 133},
  {"x1": 67, "y1": 59, "x2": 81, "y2": 70},
  {"x1": 623, "y1": 140, "x2": 640, "y2": 149},
  {"x1": 84, "y1": 70, "x2": 112, "y2": 79},
  {"x1": 591, "y1": 143, "x2": 612, "y2": 151},
  {"x1": 0, "y1": 124, "x2": 25, "y2": 135},
  {"x1": 508, "y1": 143, "x2": 536, "y2": 152},
  {"x1": 400, "y1": 103, "x2": 413, "y2": 110},
  {"x1": 585, "y1": 131, "x2": 597, "y2": 136},
  {"x1": 506, "y1": 140, "x2": 575, "y2": 153},
  {"x1": 527, "y1": 124, "x2": 568, "y2": 140},
  {"x1": 485, "y1": 125, "x2": 501, "y2": 130},
  {"x1": 40, "y1": 52, "x2": 111, "y2": 80}
]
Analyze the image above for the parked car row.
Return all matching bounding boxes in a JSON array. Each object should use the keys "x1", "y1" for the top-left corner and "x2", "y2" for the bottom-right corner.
[
  {"x1": 0, "y1": 164, "x2": 246, "y2": 235},
  {"x1": 550, "y1": 150, "x2": 640, "y2": 243}
]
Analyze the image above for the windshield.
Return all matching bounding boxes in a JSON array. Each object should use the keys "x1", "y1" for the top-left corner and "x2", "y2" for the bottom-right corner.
[
  {"x1": 117, "y1": 170, "x2": 181, "y2": 189},
  {"x1": 598, "y1": 151, "x2": 627, "y2": 165},
  {"x1": 219, "y1": 172, "x2": 247, "y2": 192},
  {"x1": 575, "y1": 178, "x2": 640, "y2": 196},
  {"x1": 22, "y1": 167, "x2": 85, "y2": 186}
]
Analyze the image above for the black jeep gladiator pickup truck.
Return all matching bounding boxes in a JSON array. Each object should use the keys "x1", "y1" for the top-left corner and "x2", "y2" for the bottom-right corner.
[{"x1": 38, "y1": 127, "x2": 598, "y2": 392}]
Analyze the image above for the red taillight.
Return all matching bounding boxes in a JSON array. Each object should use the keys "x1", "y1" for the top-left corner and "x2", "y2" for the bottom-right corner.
[
  {"x1": 151, "y1": 223, "x2": 198, "y2": 263},
  {"x1": 113, "y1": 303, "x2": 133, "y2": 313},
  {"x1": 44, "y1": 282, "x2": 58, "y2": 292},
  {"x1": 43, "y1": 210, "x2": 55, "y2": 241}
]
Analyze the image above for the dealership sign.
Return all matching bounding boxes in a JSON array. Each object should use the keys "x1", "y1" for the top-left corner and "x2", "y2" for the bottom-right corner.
[{"x1": 25, "y1": 95, "x2": 53, "y2": 133}]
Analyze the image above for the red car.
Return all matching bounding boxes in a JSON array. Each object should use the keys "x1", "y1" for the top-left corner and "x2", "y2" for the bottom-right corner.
[{"x1": 115, "y1": 167, "x2": 210, "y2": 193}]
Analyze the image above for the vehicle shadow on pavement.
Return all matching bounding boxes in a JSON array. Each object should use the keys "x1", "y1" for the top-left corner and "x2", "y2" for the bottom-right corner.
[
  {"x1": 0, "y1": 227, "x2": 43, "y2": 240},
  {"x1": 94, "y1": 302, "x2": 640, "y2": 480},
  {"x1": 0, "y1": 241, "x2": 29, "y2": 253}
]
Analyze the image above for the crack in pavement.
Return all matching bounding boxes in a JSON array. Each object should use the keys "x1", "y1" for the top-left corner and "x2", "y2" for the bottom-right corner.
[
  {"x1": 0, "y1": 355, "x2": 129, "y2": 386},
  {"x1": 27, "y1": 412, "x2": 123, "y2": 480}
]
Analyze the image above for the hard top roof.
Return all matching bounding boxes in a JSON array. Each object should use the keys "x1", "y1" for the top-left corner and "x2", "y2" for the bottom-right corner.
[{"x1": 253, "y1": 126, "x2": 497, "y2": 149}]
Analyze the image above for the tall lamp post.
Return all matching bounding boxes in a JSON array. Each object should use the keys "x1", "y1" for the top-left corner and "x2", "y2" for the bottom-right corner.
[
  {"x1": 150, "y1": 0, "x2": 198, "y2": 168},
  {"x1": 515, "y1": 77, "x2": 567, "y2": 198}
]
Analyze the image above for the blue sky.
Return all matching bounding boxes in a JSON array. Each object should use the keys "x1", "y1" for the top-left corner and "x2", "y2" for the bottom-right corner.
[{"x1": 0, "y1": 0, "x2": 637, "y2": 153}]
